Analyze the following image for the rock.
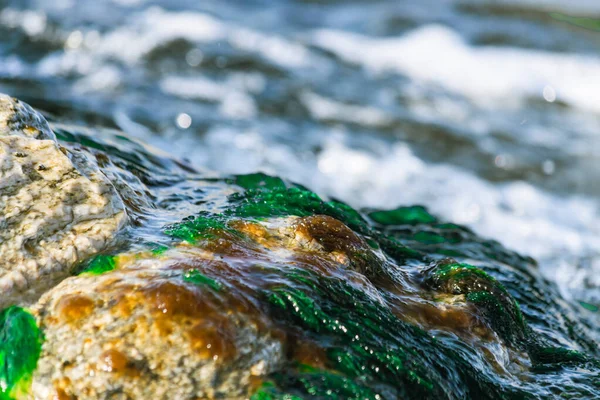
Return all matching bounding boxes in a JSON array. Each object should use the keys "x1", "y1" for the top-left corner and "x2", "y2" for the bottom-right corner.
[
  {"x1": 0, "y1": 95, "x2": 126, "y2": 308},
  {"x1": 0, "y1": 97, "x2": 598, "y2": 400},
  {"x1": 31, "y1": 266, "x2": 283, "y2": 400},
  {"x1": 28, "y1": 213, "x2": 382, "y2": 399}
]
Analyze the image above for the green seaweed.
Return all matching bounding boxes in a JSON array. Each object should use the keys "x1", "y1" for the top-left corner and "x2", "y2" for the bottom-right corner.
[
  {"x1": 164, "y1": 173, "x2": 424, "y2": 268},
  {"x1": 427, "y1": 262, "x2": 528, "y2": 345},
  {"x1": 253, "y1": 365, "x2": 379, "y2": 400},
  {"x1": 579, "y1": 301, "x2": 599, "y2": 313},
  {"x1": 183, "y1": 269, "x2": 223, "y2": 291},
  {"x1": 424, "y1": 261, "x2": 592, "y2": 368},
  {"x1": 227, "y1": 174, "x2": 368, "y2": 234},
  {"x1": 232, "y1": 173, "x2": 287, "y2": 191},
  {"x1": 413, "y1": 231, "x2": 448, "y2": 244},
  {"x1": 259, "y1": 265, "x2": 595, "y2": 398},
  {"x1": 49, "y1": 112, "x2": 600, "y2": 399},
  {"x1": 151, "y1": 244, "x2": 169, "y2": 255},
  {"x1": 368, "y1": 205, "x2": 437, "y2": 226},
  {"x1": 0, "y1": 307, "x2": 43, "y2": 399},
  {"x1": 228, "y1": 174, "x2": 425, "y2": 266},
  {"x1": 251, "y1": 381, "x2": 304, "y2": 400},
  {"x1": 260, "y1": 269, "x2": 527, "y2": 400},
  {"x1": 164, "y1": 212, "x2": 237, "y2": 243},
  {"x1": 78, "y1": 254, "x2": 116, "y2": 275},
  {"x1": 157, "y1": 173, "x2": 600, "y2": 398}
]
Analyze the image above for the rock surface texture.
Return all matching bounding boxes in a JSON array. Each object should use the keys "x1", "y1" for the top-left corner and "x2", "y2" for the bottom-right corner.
[
  {"x1": 0, "y1": 95, "x2": 126, "y2": 307},
  {"x1": 31, "y1": 266, "x2": 284, "y2": 400},
  {"x1": 0, "y1": 96, "x2": 599, "y2": 400}
]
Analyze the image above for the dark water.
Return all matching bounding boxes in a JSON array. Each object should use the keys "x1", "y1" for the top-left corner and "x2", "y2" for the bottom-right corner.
[{"x1": 1, "y1": 0, "x2": 600, "y2": 397}]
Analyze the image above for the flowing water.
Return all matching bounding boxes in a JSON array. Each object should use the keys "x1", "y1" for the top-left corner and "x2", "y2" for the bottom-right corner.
[{"x1": 1, "y1": 0, "x2": 600, "y2": 398}]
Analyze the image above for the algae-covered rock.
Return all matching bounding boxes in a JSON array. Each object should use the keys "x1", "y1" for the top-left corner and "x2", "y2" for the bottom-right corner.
[
  {"x1": 0, "y1": 306, "x2": 43, "y2": 400},
  {"x1": 31, "y1": 266, "x2": 283, "y2": 400},
  {"x1": 0, "y1": 96, "x2": 599, "y2": 400},
  {"x1": 0, "y1": 95, "x2": 126, "y2": 308}
]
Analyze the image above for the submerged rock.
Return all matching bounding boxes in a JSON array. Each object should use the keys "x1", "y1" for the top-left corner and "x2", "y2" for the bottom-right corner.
[
  {"x1": 0, "y1": 95, "x2": 126, "y2": 308},
  {"x1": 0, "y1": 96, "x2": 599, "y2": 399}
]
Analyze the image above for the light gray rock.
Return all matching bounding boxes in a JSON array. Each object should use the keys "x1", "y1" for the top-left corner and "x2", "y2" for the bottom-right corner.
[{"x1": 0, "y1": 94, "x2": 126, "y2": 307}]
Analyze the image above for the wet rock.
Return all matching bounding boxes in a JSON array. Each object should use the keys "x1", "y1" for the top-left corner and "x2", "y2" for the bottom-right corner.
[
  {"x1": 26, "y1": 210, "x2": 389, "y2": 399},
  {"x1": 0, "y1": 95, "x2": 126, "y2": 307},
  {"x1": 31, "y1": 266, "x2": 283, "y2": 400},
  {"x1": 0, "y1": 98, "x2": 598, "y2": 399}
]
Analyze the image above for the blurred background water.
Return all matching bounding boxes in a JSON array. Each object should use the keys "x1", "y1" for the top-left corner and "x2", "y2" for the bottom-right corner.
[{"x1": 0, "y1": 0, "x2": 599, "y2": 311}]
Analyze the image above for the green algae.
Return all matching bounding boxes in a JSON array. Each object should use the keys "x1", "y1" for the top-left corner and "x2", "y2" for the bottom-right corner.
[
  {"x1": 45, "y1": 106, "x2": 600, "y2": 398},
  {"x1": 368, "y1": 205, "x2": 437, "y2": 226},
  {"x1": 251, "y1": 382, "x2": 304, "y2": 400},
  {"x1": 261, "y1": 269, "x2": 528, "y2": 400},
  {"x1": 164, "y1": 212, "x2": 238, "y2": 243},
  {"x1": 183, "y1": 269, "x2": 223, "y2": 291},
  {"x1": 260, "y1": 265, "x2": 591, "y2": 397},
  {"x1": 579, "y1": 301, "x2": 599, "y2": 312},
  {"x1": 228, "y1": 186, "x2": 349, "y2": 222},
  {"x1": 232, "y1": 173, "x2": 287, "y2": 191},
  {"x1": 154, "y1": 172, "x2": 600, "y2": 398},
  {"x1": 0, "y1": 307, "x2": 43, "y2": 399},
  {"x1": 227, "y1": 174, "x2": 368, "y2": 234},
  {"x1": 424, "y1": 261, "x2": 593, "y2": 368},
  {"x1": 78, "y1": 254, "x2": 116, "y2": 275},
  {"x1": 412, "y1": 231, "x2": 448, "y2": 244},
  {"x1": 164, "y1": 174, "x2": 599, "y2": 363},
  {"x1": 428, "y1": 262, "x2": 499, "y2": 284},
  {"x1": 228, "y1": 175, "x2": 426, "y2": 266},
  {"x1": 252, "y1": 365, "x2": 379, "y2": 400},
  {"x1": 529, "y1": 346, "x2": 588, "y2": 367},
  {"x1": 151, "y1": 244, "x2": 169, "y2": 255},
  {"x1": 166, "y1": 173, "x2": 424, "y2": 267},
  {"x1": 426, "y1": 262, "x2": 527, "y2": 346}
]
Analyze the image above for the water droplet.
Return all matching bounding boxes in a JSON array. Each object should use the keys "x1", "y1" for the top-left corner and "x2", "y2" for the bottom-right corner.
[
  {"x1": 542, "y1": 159, "x2": 555, "y2": 175},
  {"x1": 494, "y1": 154, "x2": 511, "y2": 169},
  {"x1": 186, "y1": 49, "x2": 204, "y2": 67},
  {"x1": 176, "y1": 113, "x2": 192, "y2": 129},
  {"x1": 66, "y1": 30, "x2": 83, "y2": 49},
  {"x1": 543, "y1": 85, "x2": 556, "y2": 103}
]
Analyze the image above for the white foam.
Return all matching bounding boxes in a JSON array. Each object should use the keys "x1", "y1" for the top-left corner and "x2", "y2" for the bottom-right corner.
[
  {"x1": 230, "y1": 28, "x2": 310, "y2": 69},
  {"x1": 32, "y1": 6, "x2": 313, "y2": 93},
  {"x1": 311, "y1": 137, "x2": 600, "y2": 259},
  {"x1": 171, "y1": 126, "x2": 600, "y2": 287},
  {"x1": 160, "y1": 76, "x2": 228, "y2": 102},
  {"x1": 85, "y1": 7, "x2": 311, "y2": 68},
  {"x1": 74, "y1": 65, "x2": 122, "y2": 92},
  {"x1": 311, "y1": 139, "x2": 600, "y2": 302},
  {"x1": 301, "y1": 91, "x2": 393, "y2": 128},
  {"x1": 0, "y1": 56, "x2": 29, "y2": 77},
  {"x1": 97, "y1": 7, "x2": 226, "y2": 65},
  {"x1": 0, "y1": 8, "x2": 47, "y2": 37},
  {"x1": 159, "y1": 76, "x2": 257, "y2": 119},
  {"x1": 312, "y1": 25, "x2": 600, "y2": 114}
]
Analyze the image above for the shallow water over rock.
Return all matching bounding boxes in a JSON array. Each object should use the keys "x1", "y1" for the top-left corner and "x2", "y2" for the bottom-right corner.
[
  {"x1": 0, "y1": 0, "x2": 599, "y2": 398},
  {"x1": 0, "y1": 98, "x2": 598, "y2": 398},
  {"x1": 1, "y1": 0, "x2": 599, "y2": 307}
]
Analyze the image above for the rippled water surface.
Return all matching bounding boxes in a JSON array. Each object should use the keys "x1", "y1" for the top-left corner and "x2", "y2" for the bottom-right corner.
[{"x1": 1, "y1": 0, "x2": 600, "y2": 396}]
